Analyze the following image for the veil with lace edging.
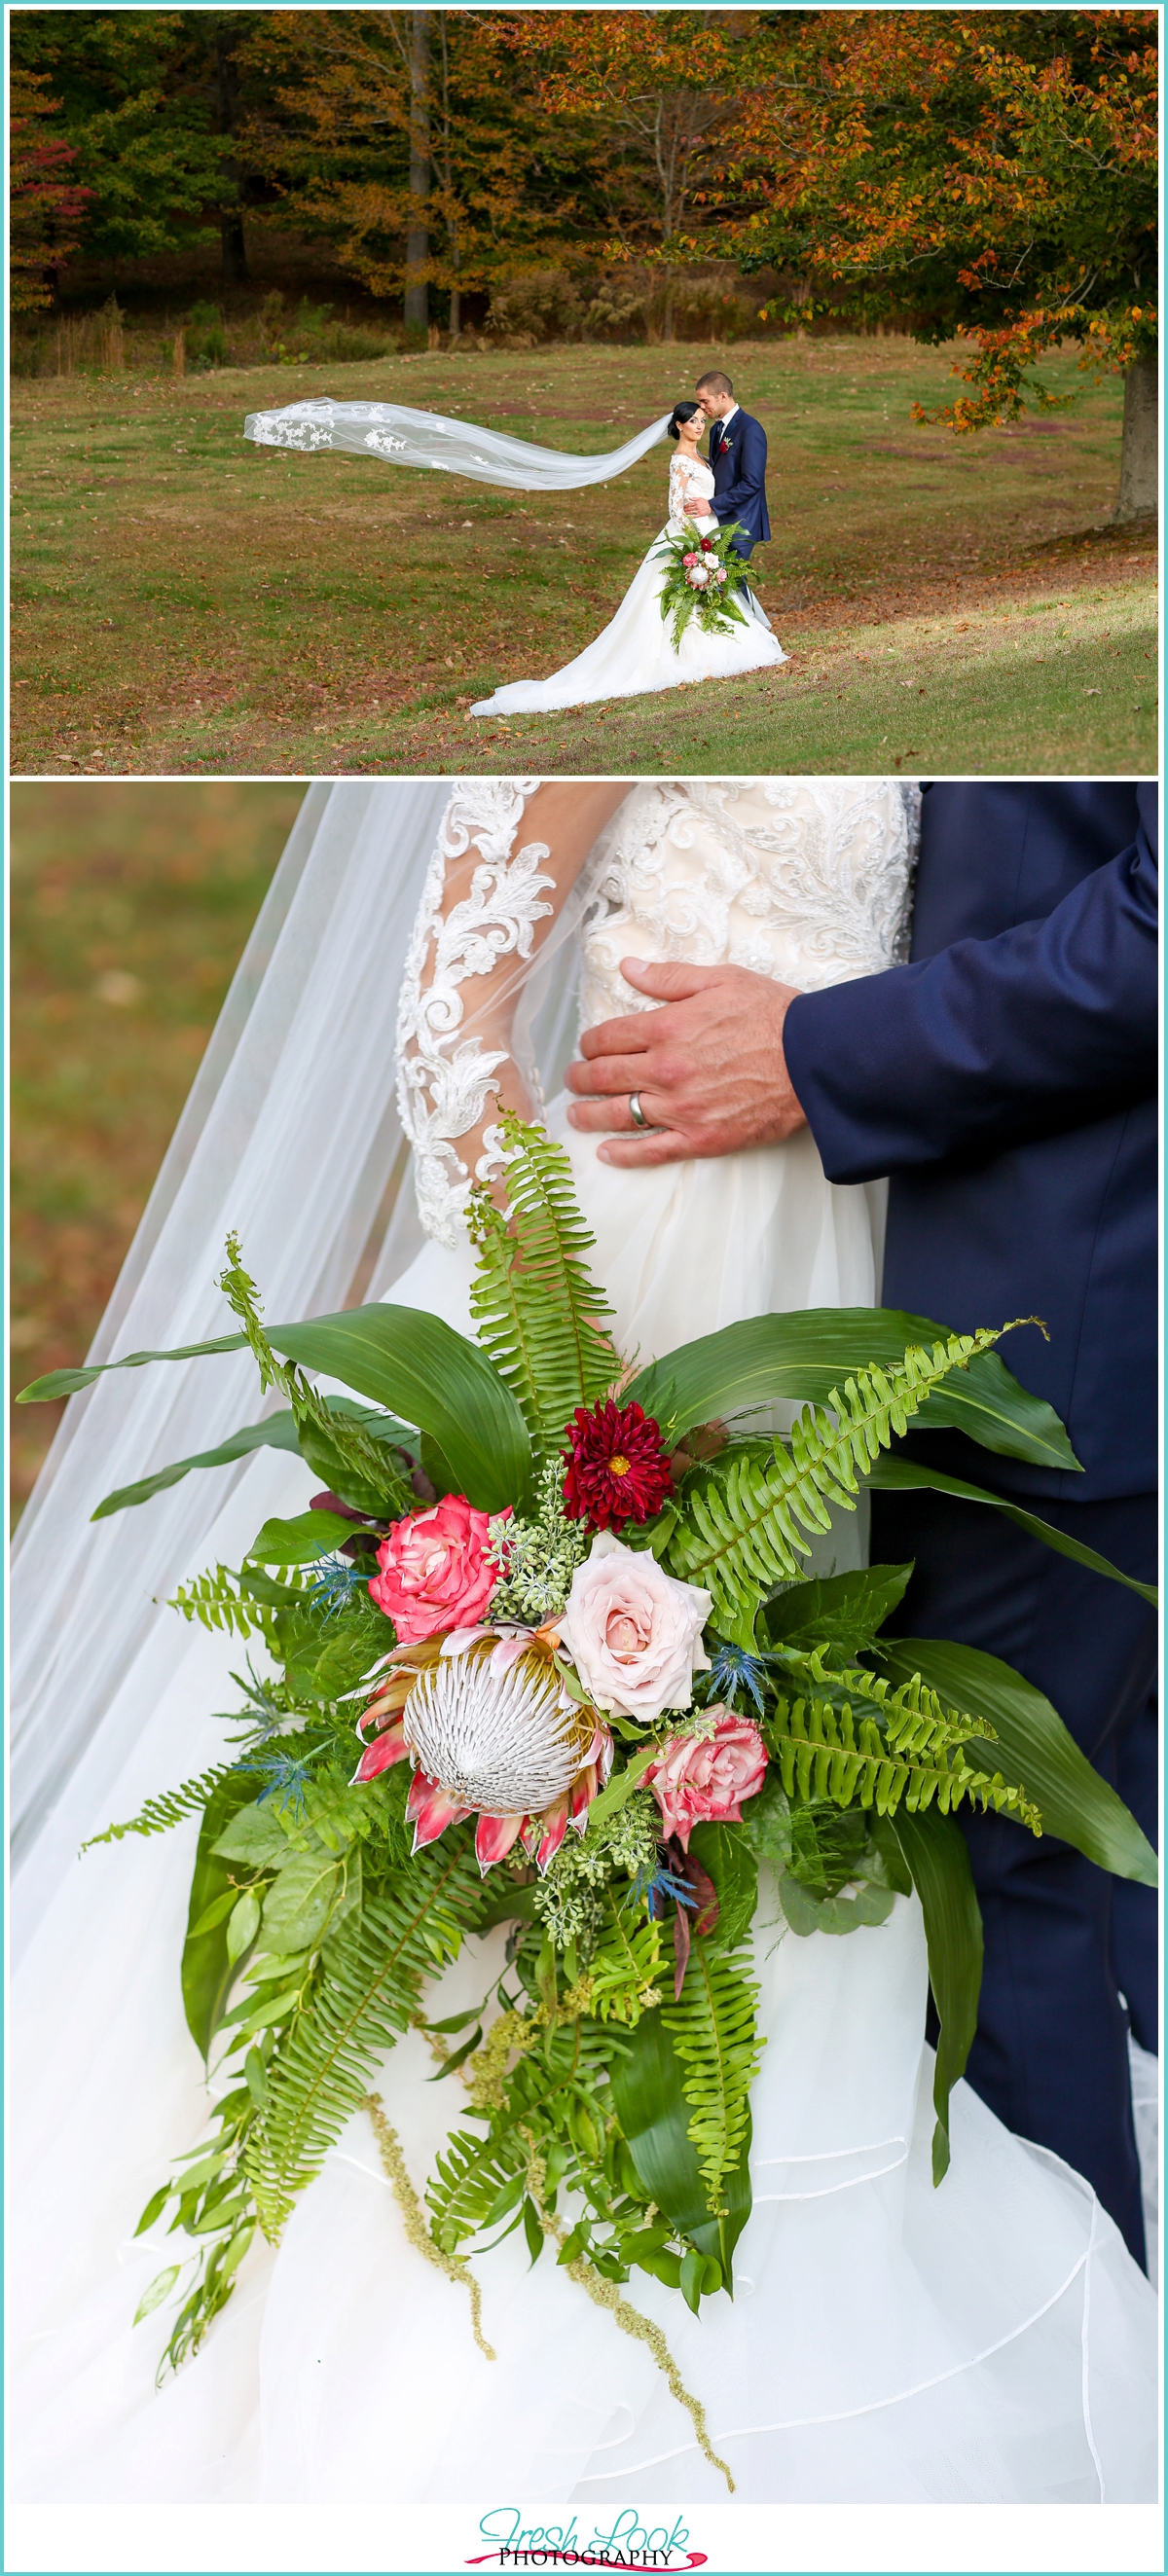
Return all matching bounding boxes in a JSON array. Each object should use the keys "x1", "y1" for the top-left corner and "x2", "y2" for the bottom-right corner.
[{"x1": 242, "y1": 399, "x2": 671, "y2": 490}]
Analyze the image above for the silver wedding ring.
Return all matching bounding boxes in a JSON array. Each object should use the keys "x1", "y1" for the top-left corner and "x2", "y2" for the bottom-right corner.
[{"x1": 628, "y1": 1091, "x2": 650, "y2": 1131}]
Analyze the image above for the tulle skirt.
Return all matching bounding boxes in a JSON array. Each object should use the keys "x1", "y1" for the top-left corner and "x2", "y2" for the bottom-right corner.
[{"x1": 469, "y1": 521, "x2": 785, "y2": 717}]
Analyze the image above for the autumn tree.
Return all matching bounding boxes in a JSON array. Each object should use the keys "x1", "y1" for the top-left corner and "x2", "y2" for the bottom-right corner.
[
  {"x1": 728, "y1": 10, "x2": 1157, "y2": 514},
  {"x1": 9, "y1": 14, "x2": 234, "y2": 276},
  {"x1": 514, "y1": 9, "x2": 754, "y2": 341},
  {"x1": 237, "y1": 11, "x2": 596, "y2": 334},
  {"x1": 10, "y1": 64, "x2": 91, "y2": 310}
]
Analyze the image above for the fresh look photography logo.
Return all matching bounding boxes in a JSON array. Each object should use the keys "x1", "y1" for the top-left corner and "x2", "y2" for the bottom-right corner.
[{"x1": 468, "y1": 2504, "x2": 706, "y2": 2568}]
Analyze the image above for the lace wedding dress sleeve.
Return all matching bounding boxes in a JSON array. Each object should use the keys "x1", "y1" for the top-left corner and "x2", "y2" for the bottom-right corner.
[
  {"x1": 395, "y1": 780, "x2": 631, "y2": 1248},
  {"x1": 668, "y1": 454, "x2": 715, "y2": 530}
]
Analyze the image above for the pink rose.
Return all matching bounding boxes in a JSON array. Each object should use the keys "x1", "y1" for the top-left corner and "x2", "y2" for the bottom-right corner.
[
  {"x1": 644, "y1": 1709, "x2": 768, "y2": 1850},
  {"x1": 682, "y1": 551, "x2": 697, "y2": 566},
  {"x1": 559, "y1": 1532, "x2": 711, "y2": 1723},
  {"x1": 369, "y1": 1495, "x2": 505, "y2": 1644}
]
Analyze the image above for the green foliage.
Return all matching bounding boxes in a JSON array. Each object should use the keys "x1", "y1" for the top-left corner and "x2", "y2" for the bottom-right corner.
[
  {"x1": 764, "y1": 1563, "x2": 913, "y2": 1657},
  {"x1": 879, "y1": 1636, "x2": 1158, "y2": 1888},
  {"x1": 467, "y1": 1110, "x2": 619, "y2": 1461},
  {"x1": 586, "y1": 1886, "x2": 664, "y2": 2024},
  {"x1": 666, "y1": 1328, "x2": 1010, "y2": 1629},
  {"x1": 627, "y1": 1308, "x2": 1077, "y2": 1473},
  {"x1": 533, "y1": 1791, "x2": 661, "y2": 1954},
  {"x1": 868, "y1": 1454, "x2": 1157, "y2": 1608},
  {"x1": 244, "y1": 1839, "x2": 488, "y2": 2237},
  {"x1": 83, "y1": 1764, "x2": 237, "y2": 1849},
  {"x1": 219, "y1": 1235, "x2": 413, "y2": 1519},
  {"x1": 891, "y1": 1805, "x2": 983, "y2": 2185},
  {"x1": 168, "y1": 1563, "x2": 280, "y2": 1643},
  {"x1": 665, "y1": 1942, "x2": 762, "y2": 2218},
  {"x1": 488, "y1": 1454, "x2": 591, "y2": 1627},
  {"x1": 764, "y1": 1653, "x2": 1040, "y2": 1831},
  {"x1": 609, "y1": 1985, "x2": 752, "y2": 2283}
]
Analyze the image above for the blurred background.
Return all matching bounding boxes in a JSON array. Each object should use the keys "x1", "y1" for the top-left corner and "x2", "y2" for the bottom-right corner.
[{"x1": 10, "y1": 781, "x2": 304, "y2": 1518}]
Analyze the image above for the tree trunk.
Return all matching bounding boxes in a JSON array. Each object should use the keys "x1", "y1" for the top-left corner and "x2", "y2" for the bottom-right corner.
[
  {"x1": 216, "y1": 25, "x2": 249, "y2": 286},
  {"x1": 1113, "y1": 346, "x2": 1157, "y2": 521},
  {"x1": 404, "y1": 11, "x2": 430, "y2": 333},
  {"x1": 449, "y1": 284, "x2": 461, "y2": 341}
]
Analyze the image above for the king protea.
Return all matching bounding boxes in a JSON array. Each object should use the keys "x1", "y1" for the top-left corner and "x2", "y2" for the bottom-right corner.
[{"x1": 352, "y1": 1628, "x2": 611, "y2": 1873}]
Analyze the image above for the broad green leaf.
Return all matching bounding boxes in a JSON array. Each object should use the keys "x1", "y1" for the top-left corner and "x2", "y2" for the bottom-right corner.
[
  {"x1": 182, "y1": 1770, "x2": 263, "y2": 2064},
  {"x1": 264, "y1": 1306, "x2": 531, "y2": 1514},
  {"x1": 226, "y1": 1890, "x2": 262, "y2": 1963},
  {"x1": 686, "y1": 1823, "x2": 758, "y2": 1950},
  {"x1": 133, "y1": 2266, "x2": 181, "y2": 2325},
  {"x1": 187, "y1": 1886, "x2": 243, "y2": 1940},
  {"x1": 30, "y1": 1301, "x2": 532, "y2": 1516},
  {"x1": 627, "y1": 1308, "x2": 1078, "y2": 1472},
  {"x1": 91, "y1": 1410, "x2": 304, "y2": 1521},
  {"x1": 764, "y1": 1564, "x2": 914, "y2": 1656},
  {"x1": 608, "y1": 2002, "x2": 751, "y2": 2285},
  {"x1": 880, "y1": 1637, "x2": 1157, "y2": 1889},
  {"x1": 585, "y1": 1740, "x2": 659, "y2": 1836},
  {"x1": 891, "y1": 1806, "x2": 982, "y2": 2185},
  {"x1": 246, "y1": 1509, "x2": 361, "y2": 1565},
  {"x1": 18, "y1": 1331, "x2": 248, "y2": 1403},
  {"x1": 260, "y1": 1853, "x2": 342, "y2": 1953},
  {"x1": 133, "y1": 2184, "x2": 172, "y2": 2236},
  {"x1": 867, "y1": 1456, "x2": 1156, "y2": 1606},
  {"x1": 776, "y1": 1872, "x2": 896, "y2": 1938},
  {"x1": 211, "y1": 1803, "x2": 294, "y2": 1870}
]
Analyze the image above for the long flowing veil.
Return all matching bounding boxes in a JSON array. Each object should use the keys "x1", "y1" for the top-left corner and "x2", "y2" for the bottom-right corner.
[
  {"x1": 242, "y1": 397, "x2": 671, "y2": 490},
  {"x1": 11, "y1": 778, "x2": 633, "y2": 1944}
]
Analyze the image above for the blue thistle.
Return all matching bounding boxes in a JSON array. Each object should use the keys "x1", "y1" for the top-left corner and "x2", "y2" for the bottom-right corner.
[
  {"x1": 245, "y1": 1746, "x2": 324, "y2": 1824},
  {"x1": 705, "y1": 1639, "x2": 772, "y2": 1719},
  {"x1": 631, "y1": 1858, "x2": 699, "y2": 1916},
  {"x1": 308, "y1": 1553, "x2": 368, "y2": 1618},
  {"x1": 217, "y1": 1656, "x2": 287, "y2": 1744}
]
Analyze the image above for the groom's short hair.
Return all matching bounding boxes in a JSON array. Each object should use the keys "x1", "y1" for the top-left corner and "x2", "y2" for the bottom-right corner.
[{"x1": 696, "y1": 370, "x2": 734, "y2": 397}]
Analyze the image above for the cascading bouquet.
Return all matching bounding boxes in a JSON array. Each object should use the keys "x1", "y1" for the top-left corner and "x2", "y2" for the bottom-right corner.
[
  {"x1": 653, "y1": 517, "x2": 753, "y2": 648},
  {"x1": 24, "y1": 1114, "x2": 1155, "y2": 2482}
]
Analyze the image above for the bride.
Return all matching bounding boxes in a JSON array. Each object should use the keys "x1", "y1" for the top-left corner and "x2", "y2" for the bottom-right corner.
[
  {"x1": 10, "y1": 779, "x2": 1156, "y2": 2524},
  {"x1": 468, "y1": 406, "x2": 785, "y2": 718}
]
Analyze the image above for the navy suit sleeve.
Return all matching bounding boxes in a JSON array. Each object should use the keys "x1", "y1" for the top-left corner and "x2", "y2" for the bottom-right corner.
[
  {"x1": 713, "y1": 417, "x2": 767, "y2": 522},
  {"x1": 784, "y1": 786, "x2": 1158, "y2": 1184}
]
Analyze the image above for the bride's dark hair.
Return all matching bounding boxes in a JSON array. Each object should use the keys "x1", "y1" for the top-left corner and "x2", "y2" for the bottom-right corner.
[{"x1": 668, "y1": 401, "x2": 703, "y2": 442}]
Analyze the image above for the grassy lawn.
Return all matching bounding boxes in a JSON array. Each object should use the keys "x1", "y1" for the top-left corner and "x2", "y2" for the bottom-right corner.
[
  {"x1": 12, "y1": 336, "x2": 1156, "y2": 778},
  {"x1": 9, "y1": 783, "x2": 299, "y2": 1515}
]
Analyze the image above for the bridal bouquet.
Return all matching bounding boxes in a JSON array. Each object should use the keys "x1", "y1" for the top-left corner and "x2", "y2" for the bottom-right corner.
[
  {"x1": 654, "y1": 518, "x2": 753, "y2": 649},
  {"x1": 24, "y1": 1116, "x2": 1154, "y2": 2469}
]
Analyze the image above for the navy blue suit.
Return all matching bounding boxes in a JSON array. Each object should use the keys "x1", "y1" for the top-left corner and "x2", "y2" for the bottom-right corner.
[
  {"x1": 709, "y1": 409, "x2": 770, "y2": 562},
  {"x1": 785, "y1": 784, "x2": 1158, "y2": 2262}
]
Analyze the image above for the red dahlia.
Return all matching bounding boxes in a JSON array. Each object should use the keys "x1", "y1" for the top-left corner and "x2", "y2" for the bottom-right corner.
[{"x1": 563, "y1": 1397, "x2": 673, "y2": 1530}]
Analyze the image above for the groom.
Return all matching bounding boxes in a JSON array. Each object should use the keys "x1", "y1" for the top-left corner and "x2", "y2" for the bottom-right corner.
[
  {"x1": 566, "y1": 781, "x2": 1158, "y2": 2270},
  {"x1": 695, "y1": 370, "x2": 770, "y2": 570}
]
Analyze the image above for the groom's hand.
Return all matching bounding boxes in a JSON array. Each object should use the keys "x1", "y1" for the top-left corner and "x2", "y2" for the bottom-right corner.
[{"x1": 566, "y1": 959, "x2": 807, "y2": 1165}]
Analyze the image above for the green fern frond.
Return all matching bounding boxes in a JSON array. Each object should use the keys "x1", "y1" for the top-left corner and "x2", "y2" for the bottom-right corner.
[
  {"x1": 466, "y1": 1112, "x2": 620, "y2": 1458},
  {"x1": 218, "y1": 1234, "x2": 412, "y2": 1516},
  {"x1": 426, "y1": 2121, "x2": 529, "y2": 2255},
  {"x1": 83, "y1": 1765, "x2": 237, "y2": 1850},
  {"x1": 664, "y1": 1944, "x2": 762, "y2": 2218},
  {"x1": 587, "y1": 1888, "x2": 664, "y2": 2025},
  {"x1": 666, "y1": 1329, "x2": 1007, "y2": 1625},
  {"x1": 168, "y1": 1565, "x2": 276, "y2": 1641},
  {"x1": 244, "y1": 1840, "x2": 488, "y2": 2237},
  {"x1": 767, "y1": 1686, "x2": 1040, "y2": 1831}
]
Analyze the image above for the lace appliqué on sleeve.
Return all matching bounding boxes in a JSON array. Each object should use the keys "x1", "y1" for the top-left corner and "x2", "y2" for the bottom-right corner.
[
  {"x1": 396, "y1": 780, "x2": 552, "y2": 1247},
  {"x1": 668, "y1": 455, "x2": 714, "y2": 531}
]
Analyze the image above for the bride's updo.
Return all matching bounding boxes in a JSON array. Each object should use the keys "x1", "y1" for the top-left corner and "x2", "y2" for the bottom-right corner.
[{"x1": 668, "y1": 401, "x2": 703, "y2": 441}]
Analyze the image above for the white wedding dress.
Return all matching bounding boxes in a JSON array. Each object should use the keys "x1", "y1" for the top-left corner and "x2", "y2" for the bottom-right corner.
[
  {"x1": 470, "y1": 455, "x2": 785, "y2": 718},
  {"x1": 10, "y1": 780, "x2": 1157, "y2": 2520}
]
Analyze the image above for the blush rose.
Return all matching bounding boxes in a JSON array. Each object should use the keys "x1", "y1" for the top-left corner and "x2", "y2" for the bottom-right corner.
[
  {"x1": 559, "y1": 1532, "x2": 711, "y2": 1723},
  {"x1": 369, "y1": 1495, "x2": 505, "y2": 1645},
  {"x1": 644, "y1": 1709, "x2": 768, "y2": 1850}
]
